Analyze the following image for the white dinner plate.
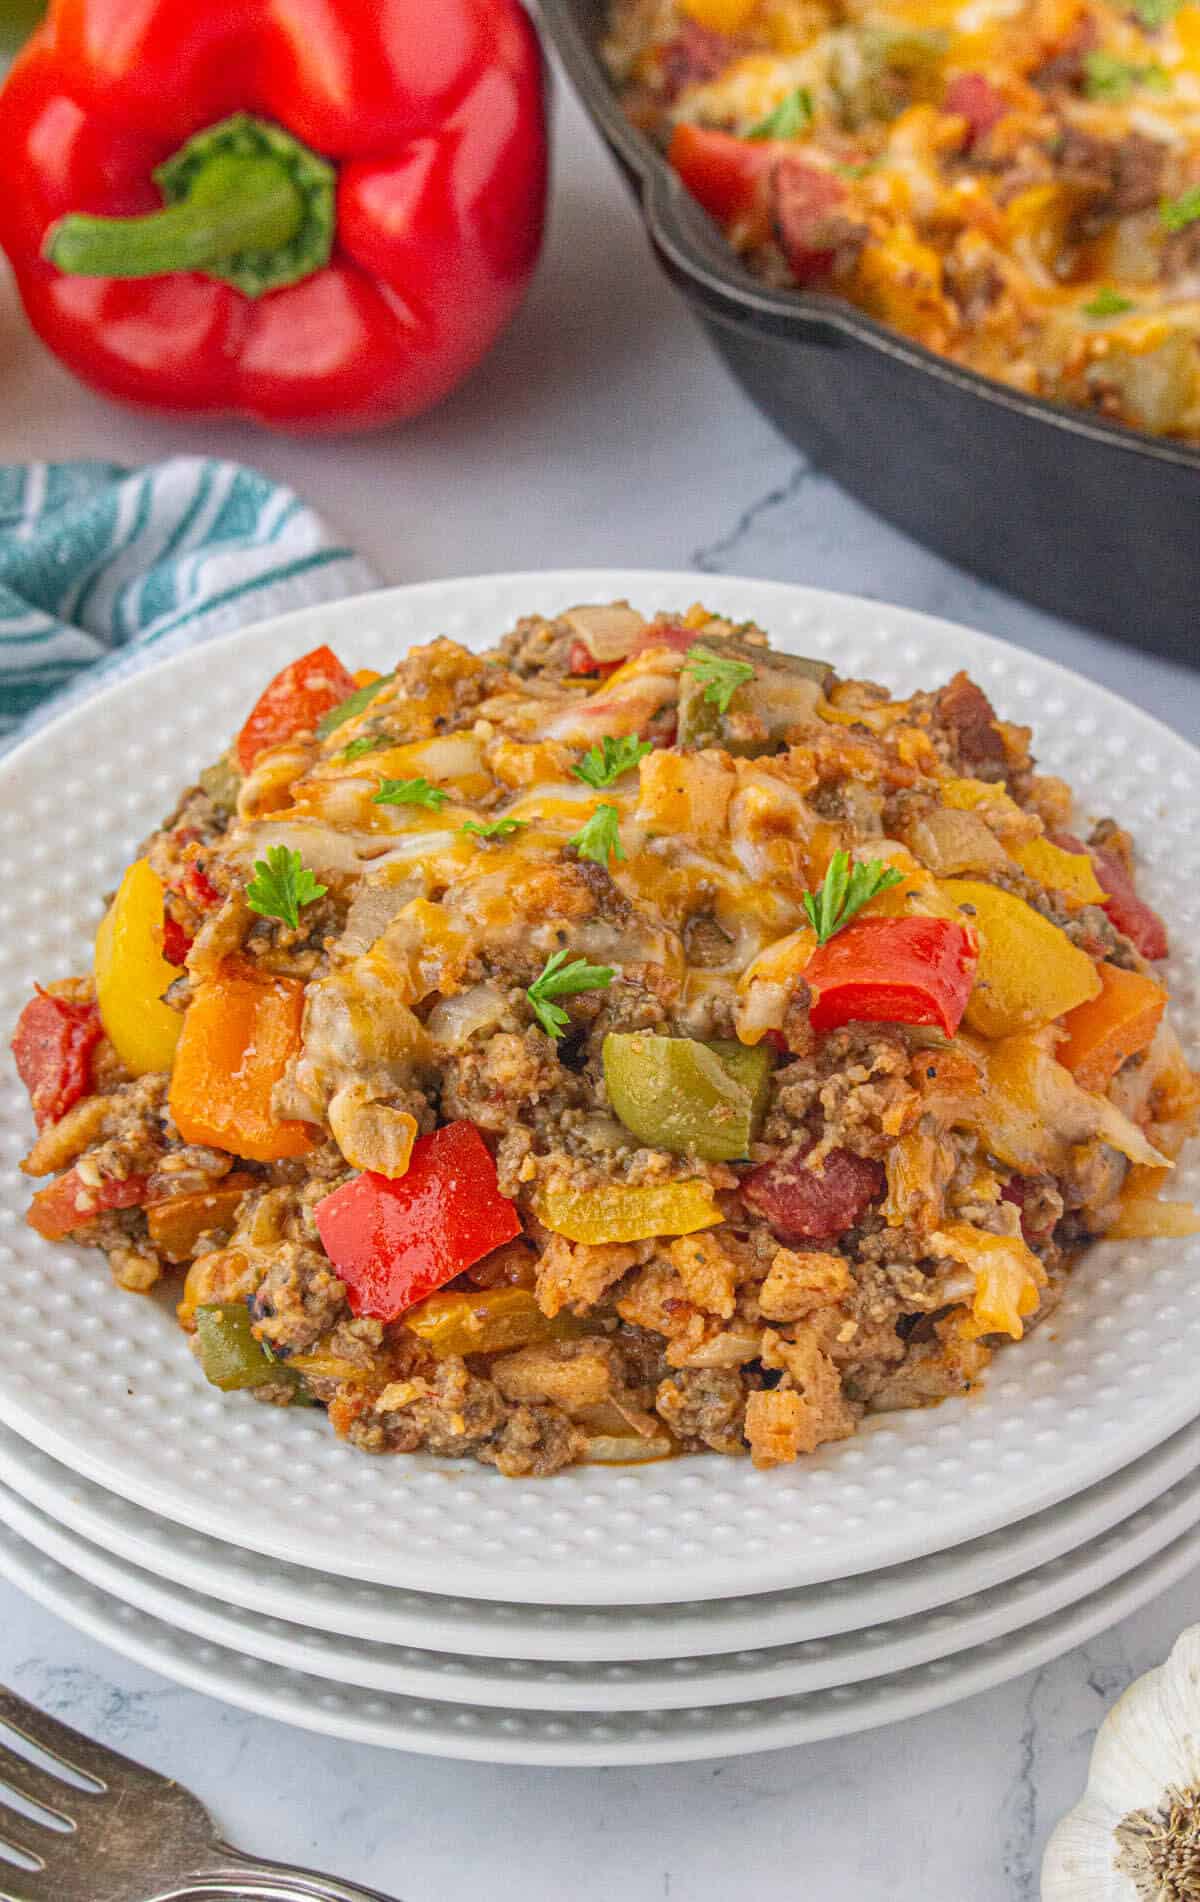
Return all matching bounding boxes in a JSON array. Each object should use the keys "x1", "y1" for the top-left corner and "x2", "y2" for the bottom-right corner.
[
  {"x1": 4, "y1": 1455, "x2": 1200, "y2": 1712},
  {"x1": 2, "y1": 1513, "x2": 1198, "y2": 1763},
  {"x1": 0, "y1": 573, "x2": 1197, "y2": 1604},
  {"x1": 3, "y1": 1411, "x2": 1200, "y2": 1662}
]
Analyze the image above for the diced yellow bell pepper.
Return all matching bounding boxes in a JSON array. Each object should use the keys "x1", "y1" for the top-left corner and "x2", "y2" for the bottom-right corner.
[
  {"x1": 1008, "y1": 836, "x2": 1106, "y2": 906},
  {"x1": 931, "y1": 1223, "x2": 1045, "y2": 1341},
  {"x1": 535, "y1": 1180, "x2": 722, "y2": 1245},
  {"x1": 94, "y1": 859, "x2": 183, "y2": 1075},
  {"x1": 403, "y1": 1287, "x2": 583, "y2": 1357},
  {"x1": 939, "y1": 879, "x2": 1100, "y2": 1037},
  {"x1": 677, "y1": 0, "x2": 760, "y2": 31}
]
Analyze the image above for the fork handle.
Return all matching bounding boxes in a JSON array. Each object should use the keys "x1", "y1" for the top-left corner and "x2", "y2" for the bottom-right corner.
[{"x1": 170, "y1": 1847, "x2": 403, "y2": 1902}]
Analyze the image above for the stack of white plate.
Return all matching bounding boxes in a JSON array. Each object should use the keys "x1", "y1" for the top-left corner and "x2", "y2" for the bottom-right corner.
[{"x1": 0, "y1": 573, "x2": 1197, "y2": 1767}]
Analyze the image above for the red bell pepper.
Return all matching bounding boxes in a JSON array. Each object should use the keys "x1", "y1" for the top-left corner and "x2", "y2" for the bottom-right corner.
[
  {"x1": 0, "y1": 0, "x2": 547, "y2": 435},
  {"x1": 160, "y1": 912, "x2": 193, "y2": 969},
  {"x1": 668, "y1": 123, "x2": 779, "y2": 236},
  {"x1": 27, "y1": 1168, "x2": 148, "y2": 1241},
  {"x1": 12, "y1": 987, "x2": 103, "y2": 1130},
  {"x1": 236, "y1": 644, "x2": 357, "y2": 772},
  {"x1": 314, "y1": 1121, "x2": 522, "y2": 1323},
  {"x1": 942, "y1": 73, "x2": 1009, "y2": 148},
  {"x1": 805, "y1": 915, "x2": 978, "y2": 1037},
  {"x1": 742, "y1": 1143, "x2": 884, "y2": 1243},
  {"x1": 1053, "y1": 831, "x2": 1168, "y2": 960}
]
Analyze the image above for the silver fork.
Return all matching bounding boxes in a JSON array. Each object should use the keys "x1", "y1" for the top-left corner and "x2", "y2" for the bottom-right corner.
[{"x1": 0, "y1": 1687, "x2": 400, "y2": 1902}]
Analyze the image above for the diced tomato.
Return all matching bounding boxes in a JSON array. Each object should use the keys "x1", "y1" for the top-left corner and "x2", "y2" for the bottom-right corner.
[
  {"x1": 27, "y1": 1168, "x2": 149, "y2": 1242},
  {"x1": 742, "y1": 1143, "x2": 884, "y2": 1243},
  {"x1": 943, "y1": 73, "x2": 1008, "y2": 147},
  {"x1": 1053, "y1": 832, "x2": 1168, "y2": 960},
  {"x1": 1000, "y1": 1178, "x2": 1057, "y2": 1249},
  {"x1": 314, "y1": 1121, "x2": 523, "y2": 1323},
  {"x1": 668, "y1": 123, "x2": 778, "y2": 232},
  {"x1": 772, "y1": 157, "x2": 846, "y2": 282},
  {"x1": 805, "y1": 916, "x2": 978, "y2": 1038},
  {"x1": 184, "y1": 862, "x2": 222, "y2": 911},
  {"x1": 160, "y1": 912, "x2": 193, "y2": 968},
  {"x1": 235, "y1": 645, "x2": 357, "y2": 774},
  {"x1": 11, "y1": 988, "x2": 103, "y2": 1130},
  {"x1": 568, "y1": 642, "x2": 622, "y2": 678}
]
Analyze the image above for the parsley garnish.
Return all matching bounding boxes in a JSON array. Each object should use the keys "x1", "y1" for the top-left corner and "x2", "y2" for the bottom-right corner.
[
  {"x1": 316, "y1": 673, "x2": 394, "y2": 740},
  {"x1": 1083, "y1": 50, "x2": 1167, "y2": 99},
  {"x1": 341, "y1": 735, "x2": 385, "y2": 762},
  {"x1": 683, "y1": 644, "x2": 756, "y2": 716},
  {"x1": 374, "y1": 777, "x2": 450, "y2": 810},
  {"x1": 569, "y1": 803, "x2": 625, "y2": 868},
  {"x1": 747, "y1": 86, "x2": 814, "y2": 140},
  {"x1": 572, "y1": 734, "x2": 652, "y2": 789},
  {"x1": 526, "y1": 950, "x2": 616, "y2": 1040},
  {"x1": 461, "y1": 817, "x2": 527, "y2": 842},
  {"x1": 245, "y1": 846, "x2": 328, "y2": 931},
  {"x1": 1134, "y1": 0, "x2": 1180, "y2": 28},
  {"x1": 802, "y1": 851, "x2": 905, "y2": 945},
  {"x1": 1083, "y1": 286, "x2": 1136, "y2": 318},
  {"x1": 1161, "y1": 185, "x2": 1200, "y2": 232}
]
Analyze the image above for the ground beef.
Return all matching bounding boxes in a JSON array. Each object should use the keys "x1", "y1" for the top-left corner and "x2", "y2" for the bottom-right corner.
[
  {"x1": 659, "y1": 21, "x2": 740, "y2": 99},
  {"x1": 655, "y1": 1367, "x2": 749, "y2": 1455},
  {"x1": 250, "y1": 1244, "x2": 350, "y2": 1355},
  {"x1": 481, "y1": 1405, "x2": 587, "y2": 1478},
  {"x1": 932, "y1": 672, "x2": 1012, "y2": 780}
]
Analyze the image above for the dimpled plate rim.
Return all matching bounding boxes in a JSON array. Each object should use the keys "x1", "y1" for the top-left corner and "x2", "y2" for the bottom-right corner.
[
  {"x1": 0, "y1": 572, "x2": 1196, "y2": 1606},
  {"x1": 3, "y1": 1450, "x2": 1200, "y2": 1712},
  {"x1": 2, "y1": 1410, "x2": 1200, "y2": 1661},
  {"x1": 1, "y1": 1510, "x2": 1198, "y2": 1764}
]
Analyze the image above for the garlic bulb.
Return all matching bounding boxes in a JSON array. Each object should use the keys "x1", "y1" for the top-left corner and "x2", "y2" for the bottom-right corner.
[{"x1": 1042, "y1": 1625, "x2": 1200, "y2": 1900}]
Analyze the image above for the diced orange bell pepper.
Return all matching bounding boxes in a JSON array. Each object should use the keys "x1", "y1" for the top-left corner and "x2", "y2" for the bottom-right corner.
[
  {"x1": 169, "y1": 964, "x2": 317, "y2": 1162},
  {"x1": 1057, "y1": 963, "x2": 1167, "y2": 1095},
  {"x1": 146, "y1": 1175, "x2": 257, "y2": 1262}
]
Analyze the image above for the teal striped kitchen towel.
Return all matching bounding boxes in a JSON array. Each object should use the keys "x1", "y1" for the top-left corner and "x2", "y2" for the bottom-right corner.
[{"x1": 0, "y1": 456, "x2": 377, "y2": 745}]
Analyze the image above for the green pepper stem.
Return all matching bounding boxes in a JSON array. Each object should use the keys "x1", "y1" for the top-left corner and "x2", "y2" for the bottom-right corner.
[
  {"x1": 45, "y1": 155, "x2": 304, "y2": 280},
  {"x1": 41, "y1": 113, "x2": 337, "y2": 300}
]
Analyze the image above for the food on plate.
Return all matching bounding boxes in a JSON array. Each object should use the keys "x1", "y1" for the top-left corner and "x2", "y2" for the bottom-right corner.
[
  {"x1": 0, "y1": 0, "x2": 547, "y2": 434},
  {"x1": 13, "y1": 603, "x2": 1198, "y2": 1475},
  {"x1": 604, "y1": 0, "x2": 1200, "y2": 438}
]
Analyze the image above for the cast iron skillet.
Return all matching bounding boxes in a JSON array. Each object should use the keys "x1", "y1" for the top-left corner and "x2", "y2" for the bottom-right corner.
[{"x1": 539, "y1": 0, "x2": 1200, "y2": 660}]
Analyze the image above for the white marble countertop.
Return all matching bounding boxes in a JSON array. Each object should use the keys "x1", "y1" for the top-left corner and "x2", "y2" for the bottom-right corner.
[{"x1": 0, "y1": 50, "x2": 1198, "y2": 1902}]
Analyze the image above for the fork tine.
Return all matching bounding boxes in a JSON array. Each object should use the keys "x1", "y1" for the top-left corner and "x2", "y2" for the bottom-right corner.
[
  {"x1": 0, "y1": 1689, "x2": 131, "y2": 1789},
  {"x1": 0, "y1": 1742, "x2": 81, "y2": 1827},
  {"x1": 0, "y1": 1803, "x2": 46, "y2": 1873},
  {"x1": 0, "y1": 1878, "x2": 41, "y2": 1902}
]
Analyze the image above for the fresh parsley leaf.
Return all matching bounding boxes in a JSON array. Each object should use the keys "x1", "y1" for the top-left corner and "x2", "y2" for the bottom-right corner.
[
  {"x1": 1135, "y1": 0, "x2": 1180, "y2": 28},
  {"x1": 569, "y1": 803, "x2": 626, "y2": 868},
  {"x1": 683, "y1": 644, "x2": 756, "y2": 716},
  {"x1": 526, "y1": 950, "x2": 616, "y2": 1040},
  {"x1": 374, "y1": 777, "x2": 450, "y2": 810},
  {"x1": 747, "y1": 86, "x2": 814, "y2": 141},
  {"x1": 1083, "y1": 286, "x2": 1136, "y2": 318},
  {"x1": 1161, "y1": 184, "x2": 1200, "y2": 232},
  {"x1": 316, "y1": 672, "x2": 394, "y2": 740},
  {"x1": 340, "y1": 735, "x2": 385, "y2": 762},
  {"x1": 572, "y1": 734, "x2": 652, "y2": 789},
  {"x1": 801, "y1": 851, "x2": 905, "y2": 945},
  {"x1": 461, "y1": 817, "x2": 527, "y2": 842},
  {"x1": 245, "y1": 845, "x2": 328, "y2": 932},
  {"x1": 1083, "y1": 50, "x2": 1167, "y2": 98}
]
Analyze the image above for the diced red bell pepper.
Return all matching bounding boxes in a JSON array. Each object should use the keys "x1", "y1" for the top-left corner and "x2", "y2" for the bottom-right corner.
[
  {"x1": 1052, "y1": 832, "x2": 1168, "y2": 960},
  {"x1": 314, "y1": 1120, "x2": 522, "y2": 1323},
  {"x1": 742, "y1": 1143, "x2": 884, "y2": 1243},
  {"x1": 943, "y1": 73, "x2": 1008, "y2": 147},
  {"x1": 27, "y1": 1168, "x2": 148, "y2": 1241},
  {"x1": 805, "y1": 916, "x2": 978, "y2": 1037},
  {"x1": 12, "y1": 988, "x2": 103, "y2": 1130},
  {"x1": 161, "y1": 912, "x2": 193, "y2": 968},
  {"x1": 772, "y1": 156, "x2": 846, "y2": 282},
  {"x1": 236, "y1": 645, "x2": 357, "y2": 773}
]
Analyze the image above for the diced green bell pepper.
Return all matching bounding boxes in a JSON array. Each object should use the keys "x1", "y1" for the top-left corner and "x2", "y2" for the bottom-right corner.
[
  {"x1": 194, "y1": 1303, "x2": 295, "y2": 1392},
  {"x1": 677, "y1": 637, "x2": 834, "y2": 754},
  {"x1": 198, "y1": 754, "x2": 242, "y2": 816},
  {"x1": 602, "y1": 1033, "x2": 773, "y2": 1162}
]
